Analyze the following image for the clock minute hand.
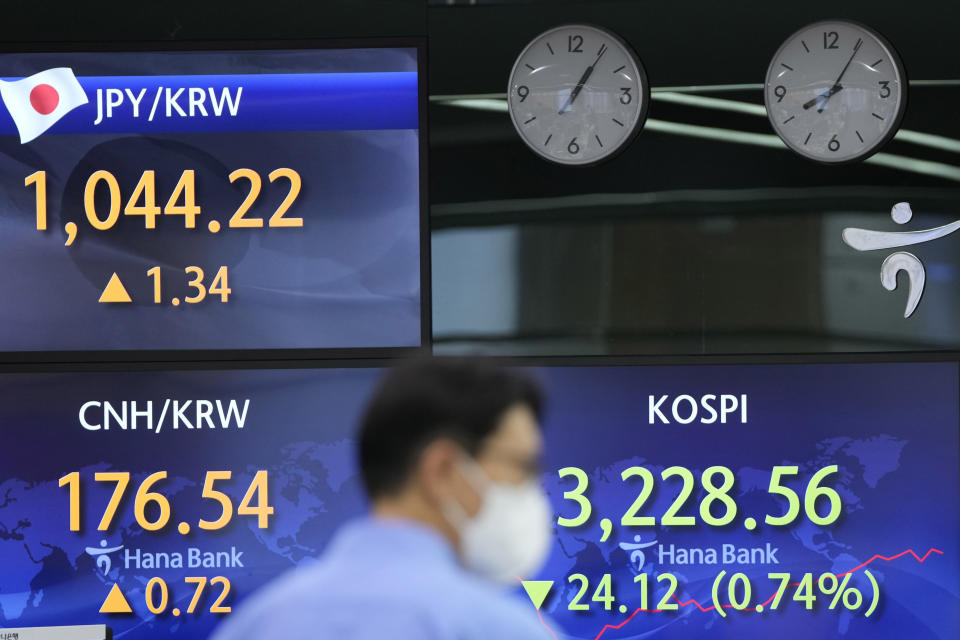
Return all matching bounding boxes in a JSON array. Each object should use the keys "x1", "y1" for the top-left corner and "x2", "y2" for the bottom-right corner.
[
  {"x1": 815, "y1": 37, "x2": 863, "y2": 113},
  {"x1": 559, "y1": 44, "x2": 608, "y2": 114},
  {"x1": 833, "y1": 37, "x2": 863, "y2": 87}
]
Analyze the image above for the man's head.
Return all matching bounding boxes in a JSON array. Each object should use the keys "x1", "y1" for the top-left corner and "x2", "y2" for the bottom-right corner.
[{"x1": 358, "y1": 357, "x2": 549, "y2": 580}]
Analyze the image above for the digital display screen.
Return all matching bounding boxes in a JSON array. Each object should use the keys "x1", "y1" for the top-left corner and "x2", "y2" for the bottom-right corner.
[
  {"x1": 0, "y1": 46, "x2": 423, "y2": 354},
  {"x1": 0, "y1": 362, "x2": 956, "y2": 639},
  {"x1": 538, "y1": 363, "x2": 958, "y2": 639}
]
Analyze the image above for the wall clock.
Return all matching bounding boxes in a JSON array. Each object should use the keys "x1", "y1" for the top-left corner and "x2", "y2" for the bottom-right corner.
[
  {"x1": 765, "y1": 20, "x2": 907, "y2": 163},
  {"x1": 507, "y1": 25, "x2": 649, "y2": 166}
]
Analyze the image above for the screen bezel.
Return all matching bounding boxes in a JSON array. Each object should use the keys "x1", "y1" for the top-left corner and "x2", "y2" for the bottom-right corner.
[
  {"x1": 1, "y1": 349, "x2": 957, "y2": 372},
  {"x1": 0, "y1": 37, "x2": 430, "y2": 364}
]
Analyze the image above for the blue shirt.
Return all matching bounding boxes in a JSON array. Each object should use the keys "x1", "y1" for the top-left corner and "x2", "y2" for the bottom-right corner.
[{"x1": 211, "y1": 517, "x2": 558, "y2": 640}]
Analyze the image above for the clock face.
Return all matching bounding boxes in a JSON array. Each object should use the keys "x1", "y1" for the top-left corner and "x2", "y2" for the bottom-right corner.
[
  {"x1": 764, "y1": 20, "x2": 907, "y2": 163},
  {"x1": 507, "y1": 25, "x2": 649, "y2": 166}
]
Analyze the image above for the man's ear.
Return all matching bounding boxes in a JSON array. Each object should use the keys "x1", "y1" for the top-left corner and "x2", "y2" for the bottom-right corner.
[
  {"x1": 414, "y1": 438, "x2": 482, "y2": 517},
  {"x1": 414, "y1": 438, "x2": 461, "y2": 505}
]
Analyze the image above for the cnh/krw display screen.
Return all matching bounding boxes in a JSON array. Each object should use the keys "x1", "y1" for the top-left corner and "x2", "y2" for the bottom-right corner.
[
  {"x1": 0, "y1": 46, "x2": 422, "y2": 353},
  {"x1": 0, "y1": 362, "x2": 956, "y2": 639}
]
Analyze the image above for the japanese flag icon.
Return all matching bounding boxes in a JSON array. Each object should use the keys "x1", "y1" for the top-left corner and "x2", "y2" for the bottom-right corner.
[{"x1": 0, "y1": 67, "x2": 88, "y2": 143}]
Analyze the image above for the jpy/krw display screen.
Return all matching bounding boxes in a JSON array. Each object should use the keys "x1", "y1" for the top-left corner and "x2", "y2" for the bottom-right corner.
[{"x1": 0, "y1": 46, "x2": 422, "y2": 352}]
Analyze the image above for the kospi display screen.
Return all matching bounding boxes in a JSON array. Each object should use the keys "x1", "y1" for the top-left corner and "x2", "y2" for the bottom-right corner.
[
  {"x1": 0, "y1": 362, "x2": 957, "y2": 639},
  {"x1": 0, "y1": 44, "x2": 424, "y2": 356}
]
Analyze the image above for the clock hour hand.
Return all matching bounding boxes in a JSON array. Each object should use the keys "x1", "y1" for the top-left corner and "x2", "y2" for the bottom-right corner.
[
  {"x1": 559, "y1": 44, "x2": 608, "y2": 114},
  {"x1": 802, "y1": 84, "x2": 843, "y2": 110},
  {"x1": 815, "y1": 84, "x2": 844, "y2": 112}
]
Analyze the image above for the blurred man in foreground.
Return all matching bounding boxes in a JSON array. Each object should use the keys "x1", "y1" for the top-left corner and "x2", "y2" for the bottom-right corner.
[{"x1": 212, "y1": 357, "x2": 556, "y2": 639}]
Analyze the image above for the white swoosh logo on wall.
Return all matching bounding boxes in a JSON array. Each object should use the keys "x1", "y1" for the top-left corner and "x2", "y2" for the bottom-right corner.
[{"x1": 842, "y1": 202, "x2": 959, "y2": 318}]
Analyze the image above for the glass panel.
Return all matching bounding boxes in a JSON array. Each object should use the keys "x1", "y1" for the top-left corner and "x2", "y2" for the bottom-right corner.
[{"x1": 429, "y1": 2, "x2": 960, "y2": 355}]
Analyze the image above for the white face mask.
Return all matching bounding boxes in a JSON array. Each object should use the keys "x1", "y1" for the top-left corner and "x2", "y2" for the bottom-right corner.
[{"x1": 441, "y1": 457, "x2": 553, "y2": 585}]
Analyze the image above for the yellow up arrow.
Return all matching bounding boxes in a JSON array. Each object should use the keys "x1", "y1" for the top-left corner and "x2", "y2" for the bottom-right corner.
[
  {"x1": 100, "y1": 583, "x2": 133, "y2": 614},
  {"x1": 99, "y1": 273, "x2": 132, "y2": 303}
]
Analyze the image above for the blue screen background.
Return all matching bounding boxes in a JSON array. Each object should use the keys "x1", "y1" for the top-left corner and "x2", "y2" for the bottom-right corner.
[{"x1": 0, "y1": 362, "x2": 956, "y2": 639}]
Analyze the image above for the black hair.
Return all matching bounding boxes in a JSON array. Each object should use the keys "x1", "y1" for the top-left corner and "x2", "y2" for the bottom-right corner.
[{"x1": 358, "y1": 357, "x2": 544, "y2": 499}]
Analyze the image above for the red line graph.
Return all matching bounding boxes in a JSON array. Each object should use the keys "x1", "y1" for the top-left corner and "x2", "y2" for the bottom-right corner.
[
  {"x1": 536, "y1": 547, "x2": 943, "y2": 640},
  {"x1": 535, "y1": 605, "x2": 560, "y2": 640},
  {"x1": 661, "y1": 548, "x2": 943, "y2": 616}
]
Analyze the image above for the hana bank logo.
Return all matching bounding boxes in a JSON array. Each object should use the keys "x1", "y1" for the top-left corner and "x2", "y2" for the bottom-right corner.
[
  {"x1": 620, "y1": 534, "x2": 657, "y2": 572},
  {"x1": 85, "y1": 539, "x2": 125, "y2": 575},
  {"x1": 842, "y1": 202, "x2": 959, "y2": 318}
]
